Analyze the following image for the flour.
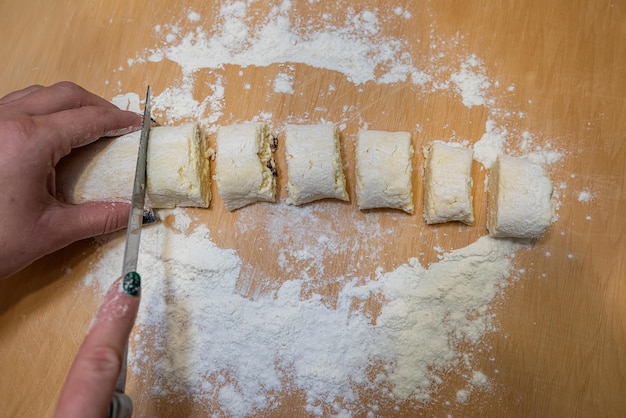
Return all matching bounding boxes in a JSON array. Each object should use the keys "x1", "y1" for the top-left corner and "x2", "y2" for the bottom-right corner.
[
  {"x1": 473, "y1": 120, "x2": 508, "y2": 169},
  {"x1": 143, "y1": 2, "x2": 414, "y2": 85},
  {"x1": 450, "y1": 55, "x2": 491, "y2": 108},
  {"x1": 94, "y1": 1, "x2": 568, "y2": 416},
  {"x1": 273, "y1": 72, "x2": 294, "y2": 94},
  {"x1": 116, "y1": 1, "x2": 505, "y2": 126},
  {"x1": 473, "y1": 120, "x2": 562, "y2": 169},
  {"x1": 85, "y1": 212, "x2": 520, "y2": 417},
  {"x1": 111, "y1": 92, "x2": 141, "y2": 113},
  {"x1": 578, "y1": 190, "x2": 593, "y2": 202}
]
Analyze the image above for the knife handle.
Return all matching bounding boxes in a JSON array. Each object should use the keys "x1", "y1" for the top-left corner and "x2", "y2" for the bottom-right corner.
[{"x1": 108, "y1": 391, "x2": 133, "y2": 418}]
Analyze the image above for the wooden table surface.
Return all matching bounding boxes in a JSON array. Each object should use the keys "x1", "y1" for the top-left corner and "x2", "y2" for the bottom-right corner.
[{"x1": 1, "y1": 0, "x2": 625, "y2": 417}]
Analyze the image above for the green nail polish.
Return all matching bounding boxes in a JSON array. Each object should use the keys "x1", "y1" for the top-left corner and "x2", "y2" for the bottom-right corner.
[{"x1": 122, "y1": 271, "x2": 141, "y2": 297}]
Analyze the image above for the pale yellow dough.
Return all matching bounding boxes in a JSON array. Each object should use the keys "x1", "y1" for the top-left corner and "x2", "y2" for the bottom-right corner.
[
  {"x1": 422, "y1": 141, "x2": 474, "y2": 224},
  {"x1": 56, "y1": 123, "x2": 211, "y2": 208},
  {"x1": 487, "y1": 155, "x2": 554, "y2": 239},
  {"x1": 355, "y1": 129, "x2": 414, "y2": 213},
  {"x1": 284, "y1": 124, "x2": 349, "y2": 205},
  {"x1": 215, "y1": 122, "x2": 277, "y2": 211}
]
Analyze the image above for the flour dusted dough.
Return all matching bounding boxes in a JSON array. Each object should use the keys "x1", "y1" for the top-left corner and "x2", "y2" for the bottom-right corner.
[
  {"x1": 355, "y1": 129, "x2": 414, "y2": 213},
  {"x1": 284, "y1": 124, "x2": 349, "y2": 205},
  {"x1": 57, "y1": 123, "x2": 211, "y2": 208},
  {"x1": 423, "y1": 141, "x2": 474, "y2": 224},
  {"x1": 215, "y1": 122, "x2": 276, "y2": 211},
  {"x1": 487, "y1": 155, "x2": 554, "y2": 239}
]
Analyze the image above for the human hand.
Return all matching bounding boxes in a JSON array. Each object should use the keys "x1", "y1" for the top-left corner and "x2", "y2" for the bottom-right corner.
[
  {"x1": 55, "y1": 272, "x2": 141, "y2": 418},
  {"x1": 0, "y1": 82, "x2": 142, "y2": 279}
]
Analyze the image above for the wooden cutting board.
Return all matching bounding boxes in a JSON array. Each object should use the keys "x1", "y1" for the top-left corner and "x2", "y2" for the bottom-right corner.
[{"x1": 1, "y1": 0, "x2": 625, "y2": 417}]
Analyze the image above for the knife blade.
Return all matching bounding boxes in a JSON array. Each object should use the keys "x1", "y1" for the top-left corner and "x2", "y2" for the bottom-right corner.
[
  {"x1": 121, "y1": 85, "x2": 151, "y2": 277},
  {"x1": 108, "y1": 86, "x2": 151, "y2": 418}
]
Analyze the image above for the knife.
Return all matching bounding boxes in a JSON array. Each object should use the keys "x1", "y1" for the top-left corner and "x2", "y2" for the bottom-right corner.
[{"x1": 108, "y1": 85, "x2": 152, "y2": 418}]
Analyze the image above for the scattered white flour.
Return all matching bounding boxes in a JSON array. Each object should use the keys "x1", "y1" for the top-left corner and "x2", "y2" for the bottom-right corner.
[
  {"x1": 187, "y1": 10, "x2": 201, "y2": 22},
  {"x1": 111, "y1": 92, "x2": 141, "y2": 113},
  {"x1": 471, "y1": 370, "x2": 490, "y2": 387},
  {"x1": 85, "y1": 210, "x2": 521, "y2": 417},
  {"x1": 473, "y1": 120, "x2": 508, "y2": 168},
  {"x1": 450, "y1": 55, "x2": 491, "y2": 108},
  {"x1": 473, "y1": 119, "x2": 561, "y2": 169},
  {"x1": 115, "y1": 1, "x2": 506, "y2": 127},
  {"x1": 456, "y1": 389, "x2": 470, "y2": 403},
  {"x1": 95, "y1": 1, "x2": 568, "y2": 416},
  {"x1": 273, "y1": 72, "x2": 294, "y2": 94},
  {"x1": 143, "y1": 3, "x2": 415, "y2": 85},
  {"x1": 578, "y1": 190, "x2": 593, "y2": 202}
]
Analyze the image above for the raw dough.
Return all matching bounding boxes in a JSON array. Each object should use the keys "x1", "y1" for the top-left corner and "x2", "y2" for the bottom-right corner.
[
  {"x1": 57, "y1": 123, "x2": 211, "y2": 208},
  {"x1": 423, "y1": 141, "x2": 474, "y2": 224},
  {"x1": 355, "y1": 129, "x2": 414, "y2": 213},
  {"x1": 215, "y1": 122, "x2": 277, "y2": 211},
  {"x1": 487, "y1": 155, "x2": 554, "y2": 239},
  {"x1": 284, "y1": 124, "x2": 349, "y2": 205}
]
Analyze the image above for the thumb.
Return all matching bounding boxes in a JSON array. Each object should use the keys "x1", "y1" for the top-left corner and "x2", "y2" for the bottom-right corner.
[
  {"x1": 55, "y1": 272, "x2": 141, "y2": 418},
  {"x1": 48, "y1": 200, "x2": 131, "y2": 245}
]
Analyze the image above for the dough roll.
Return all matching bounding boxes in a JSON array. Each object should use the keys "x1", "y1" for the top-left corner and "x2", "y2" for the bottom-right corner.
[
  {"x1": 487, "y1": 155, "x2": 554, "y2": 239},
  {"x1": 215, "y1": 122, "x2": 277, "y2": 211},
  {"x1": 422, "y1": 141, "x2": 474, "y2": 224},
  {"x1": 56, "y1": 123, "x2": 211, "y2": 208},
  {"x1": 355, "y1": 129, "x2": 414, "y2": 213},
  {"x1": 284, "y1": 124, "x2": 349, "y2": 205}
]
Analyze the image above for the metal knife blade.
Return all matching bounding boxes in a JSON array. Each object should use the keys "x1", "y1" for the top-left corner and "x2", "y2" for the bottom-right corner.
[
  {"x1": 114, "y1": 86, "x2": 151, "y2": 399},
  {"x1": 121, "y1": 85, "x2": 151, "y2": 277}
]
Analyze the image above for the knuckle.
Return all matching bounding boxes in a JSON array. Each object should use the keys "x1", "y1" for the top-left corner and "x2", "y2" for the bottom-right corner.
[
  {"x1": 52, "y1": 81, "x2": 86, "y2": 102},
  {"x1": 0, "y1": 116, "x2": 37, "y2": 145},
  {"x1": 53, "y1": 80, "x2": 82, "y2": 92}
]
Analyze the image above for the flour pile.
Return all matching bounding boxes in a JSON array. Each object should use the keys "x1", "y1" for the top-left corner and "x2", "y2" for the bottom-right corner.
[
  {"x1": 86, "y1": 211, "x2": 520, "y2": 417},
  {"x1": 97, "y1": 1, "x2": 565, "y2": 416},
  {"x1": 118, "y1": 0, "x2": 503, "y2": 129}
]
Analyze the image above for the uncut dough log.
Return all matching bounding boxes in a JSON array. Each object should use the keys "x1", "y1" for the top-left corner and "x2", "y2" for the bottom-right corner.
[
  {"x1": 284, "y1": 124, "x2": 349, "y2": 205},
  {"x1": 355, "y1": 129, "x2": 414, "y2": 213},
  {"x1": 423, "y1": 141, "x2": 474, "y2": 224},
  {"x1": 215, "y1": 122, "x2": 277, "y2": 211},
  {"x1": 56, "y1": 123, "x2": 211, "y2": 208},
  {"x1": 487, "y1": 155, "x2": 554, "y2": 239}
]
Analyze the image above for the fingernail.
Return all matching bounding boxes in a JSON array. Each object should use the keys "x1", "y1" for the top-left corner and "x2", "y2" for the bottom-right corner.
[
  {"x1": 103, "y1": 126, "x2": 138, "y2": 137},
  {"x1": 142, "y1": 209, "x2": 157, "y2": 225},
  {"x1": 122, "y1": 272, "x2": 141, "y2": 297}
]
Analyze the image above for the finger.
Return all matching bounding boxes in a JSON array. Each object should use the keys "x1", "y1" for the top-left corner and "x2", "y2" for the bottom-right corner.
[
  {"x1": 7, "y1": 81, "x2": 121, "y2": 115},
  {"x1": 55, "y1": 273, "x2": 141, "y2": 418},
  {"x1": 33, "y1": 105, "x2": 142, "y2": 163},
  {"x1": 0, "y1": 84, "x2": 44, "y2": 105},
  {"x1": 43, "y1": 201, "x2": 131, "y2": 248}
]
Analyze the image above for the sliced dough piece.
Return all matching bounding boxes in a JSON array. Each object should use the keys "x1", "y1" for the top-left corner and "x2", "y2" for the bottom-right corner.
[
  {"x1": 423, "y1": 141, "x2": 474, "y2": 224},
  {"x1": 57, "y1": 123, "x2": 211, "y2": 208},
  {"x1": 284, "y1": 124, "x2": 349, "y2": 205},
  {"x1": 487, "y1": 155, "x2": 554, "y2": 239},
  {"x1": 215, "y1": 122, "x2": 277, "y2": 211},
  {"x1": 355, "y1": 129, "x2": 414, "y2": 213}
]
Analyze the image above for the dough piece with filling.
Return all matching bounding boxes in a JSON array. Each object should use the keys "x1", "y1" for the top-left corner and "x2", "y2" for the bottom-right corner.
[
  {"x1": 284, "y1": 124, "x2": 349, "y2": 205},
  {"x1": 57, "y1": 123, "x2": 211, "y2": 208},
  {"x1": 487, "y1": 155, "x2": 554, "y2": 239},
  {"x1": 355, "y1": 129, "x2": 414, "y2": 213},
  {"x1": 423, "y1": 141, "x2": 474, "y2": 224},
  {"x1": 215, "y1": 122, "x2": 277, "y2": 211}
]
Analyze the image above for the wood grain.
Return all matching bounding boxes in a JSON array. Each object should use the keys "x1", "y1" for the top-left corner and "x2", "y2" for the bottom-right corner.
[{"x1": 1, "y1": 0, "x2": 625, "y2": 417}]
